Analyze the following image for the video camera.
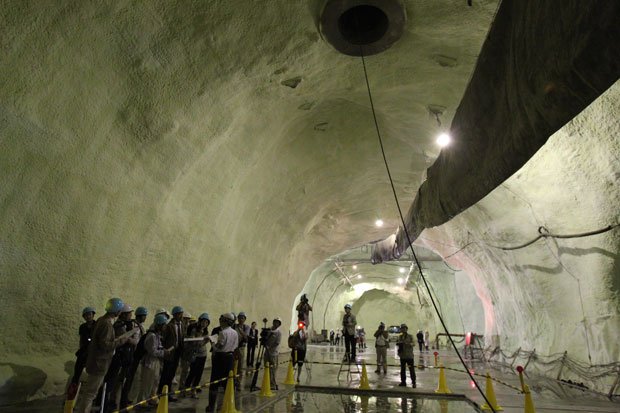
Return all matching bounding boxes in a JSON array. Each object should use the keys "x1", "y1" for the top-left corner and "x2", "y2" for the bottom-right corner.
[{"x1": 259, "y1": 317, "x2": 272, "y2": 345}]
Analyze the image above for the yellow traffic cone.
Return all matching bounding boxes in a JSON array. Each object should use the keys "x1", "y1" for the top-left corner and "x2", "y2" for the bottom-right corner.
[
  {"x1": 435, "y1": 364, "x2": 452, "y2": 394},
  {"x1": 439, "y1": 399, "x2": 449, "y2": 413},
  {"x1": 359, "y1": 361, "x2": 371, "y2": 390},
  {"x1": 219, "y1": 371, "x2": 240, "y2": 413},
  {"x1": 284, "y1": 352, "x2": 296, "y2": 385},
  {"x1": 481, "y1": 372, "x2": 503, "y2": 411},
  {"x1": 64, "y1": 382, "x2": 80, "y2": 413},
  {"x1": 259, "y1": 362, "x2": 274, "y2": 397},
  {"x1": 523, "y1": 384, "x2": 536, "y2": 413},
  {"x1": 360, "y1": 395, "x2": 369, "y2": 413},
  {"x1": 156, "y1": 385, "x2": 168, "y2": 413}
]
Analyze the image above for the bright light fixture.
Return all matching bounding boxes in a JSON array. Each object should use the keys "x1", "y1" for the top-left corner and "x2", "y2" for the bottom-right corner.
[
  {"x1": 399, "y1": 267, "x2": 406, "y2": 273},
  {"x1": 375, "y1": 219, "x2": 384, "y2": 227},
  {"x1": 397, "y1": 277, "x2": 405, "y2": 285},
  {"x1": 357, "y1": 274, "x2": 362, "y2": 279},
  {"x1": 352, "y1": 265, "x2": 357, "y2": 270},
  {"x1": 436, "y1": 132, "x2": 451, "y2": 147}
]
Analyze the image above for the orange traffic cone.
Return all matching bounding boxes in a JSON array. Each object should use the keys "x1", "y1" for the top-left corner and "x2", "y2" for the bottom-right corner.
[
  {"x1": 359, "y1": 361, "x2": 370, "y2": 390},
  {"x1": 435, "y1": 364, "x2": 452, "y2": 394},
  {"x1": 259, "y1": 362, "x2": 274, "y2": 397},
  {"x1": 481, "y1": 372, "x2": 503, "y2": 411}
]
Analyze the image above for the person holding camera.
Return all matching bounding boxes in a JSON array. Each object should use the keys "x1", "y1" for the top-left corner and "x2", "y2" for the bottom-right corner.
[
  {"x1": 374, "y1": 322, "x2": 389, "y2": 374},
  {"x1": 397, "y1": 324, "x2": 416, "y2": 388},
  {"x1": 205, "y1": 313, "x2": 238, "y2": 412},
  {"x1": 342, "y1": 304, "x2": 357, "y2": 362},
  {"x1": 264, "y1": 317, "x2": 282, "y2": 390},
  {"x1": 296, "y1": 294, "x2": 312, "y2": 327}
]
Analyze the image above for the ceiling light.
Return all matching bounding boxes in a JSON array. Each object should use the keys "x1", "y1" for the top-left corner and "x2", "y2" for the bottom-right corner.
[
  {"x1": 357, "y1": 274, "x2": 362, "y2": 279},
  {"x1": 352, "y1": 265, "x2": 357, "y2": 270},
  {"x1": 399, "y1": 267, "x2": 405, "y2": 273},
  {"x1": 375, "y1": 219, "x2": 384, "y2": 227},
  {"x1": 436, "y1": 132, "x2": 451, "y2": 147},
  {"x1": 397, "y1": 277, "x2": 404, "y2": 284}
]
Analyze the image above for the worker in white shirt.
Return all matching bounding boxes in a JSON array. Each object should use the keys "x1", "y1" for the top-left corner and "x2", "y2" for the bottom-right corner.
[{"x1": 205, "y1": 313, "x2": 238, "y2": 412}]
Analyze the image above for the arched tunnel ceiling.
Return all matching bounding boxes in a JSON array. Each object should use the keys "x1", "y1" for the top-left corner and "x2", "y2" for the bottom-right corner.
[{"x1": 0, "y1": 0, "x2": 618, "y2": 401}]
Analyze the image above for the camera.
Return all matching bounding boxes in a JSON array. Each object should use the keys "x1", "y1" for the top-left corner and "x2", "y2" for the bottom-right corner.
[{"x1": 259, "y1": 317, "x2": 272, "y2": 345}]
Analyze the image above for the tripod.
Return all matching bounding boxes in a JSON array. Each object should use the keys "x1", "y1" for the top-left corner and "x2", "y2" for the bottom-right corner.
[{"x1": 249, "y1": 344, "x2": 266, "y2": 391}]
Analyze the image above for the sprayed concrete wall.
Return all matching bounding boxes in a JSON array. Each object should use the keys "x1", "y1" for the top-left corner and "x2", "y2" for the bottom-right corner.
[{"x1": 0, "y1": 0, "x2": 617, "y2": 404}]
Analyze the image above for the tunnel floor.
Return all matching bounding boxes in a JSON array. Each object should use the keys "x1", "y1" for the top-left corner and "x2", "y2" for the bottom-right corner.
[{"x1": 1, "y1": 345, "x2": 618, "y2": 413}]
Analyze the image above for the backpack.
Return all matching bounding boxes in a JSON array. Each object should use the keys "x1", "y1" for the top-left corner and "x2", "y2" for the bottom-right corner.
[
  {"x1": 133, "y1": 330, "x2": 153, "y2": 363},
  {"x1": 287, "y1": 334, "x2": 295, "y2": 349}
]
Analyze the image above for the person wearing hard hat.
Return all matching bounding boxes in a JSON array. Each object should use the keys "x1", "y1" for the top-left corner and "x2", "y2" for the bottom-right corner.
[
  {"x1": 290, "y1": 320, "x2": 308, "y2": 383},
  {"x1": 70, "y1": 306, "x2": 96, "y2": 386},
  {"x1": 205, "y1": 313, "x2": 238, "y2": 412},
  {"x1": 74, "y1": 298, "x2": 132, "y2": 413},
  {"x1": 397, "y1": 324, "x2": 416, "y2": 388},
  {"x1": 136, "y1": 313, "x2": 174, "y2": 409},
  {"x1": 184, "y1": 312, "x2": 210, "y2": 398},
  {"x1": 234, "y1": 311, "x2": 250, "y2": 385},
  {"x1": 374, "y1": 322, "x2": 389, "y2": 374},
  {"x1": 264, "y1": 317, "x2": 282, "y2": 390},
  {"x1": 342, "y1": 304, "x2": 357, "y2": 362},
  {"x1": 296, "y1": 294, "x2": 312, "y2": 327},
  {"x1": 178, "y1": 311, "x2": 194, "y2": 391},
  {"x1": 148, "y1": 308, "x2": 170, "y2": 331},
  {"x1": 157, "y1": 306, "x2": 184, "y2": 401},
  {"x1": 120, "y1": 306, "x2": 148, "y2": 407},
  {"x1": 105, "y1": 303, "x2": 140, "y2": 411}
]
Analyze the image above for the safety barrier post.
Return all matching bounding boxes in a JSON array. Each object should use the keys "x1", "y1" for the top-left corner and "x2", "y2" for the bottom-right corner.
[
  {"x1": 259, "y1": 363, "x2": 274, "y2": 397},
  {"x1": 284, "y1": 350, "x2": 296, "y2": 385},
  {"x1": 435, "y1": 364, "x2": 451, "y2": 394},
  {"x1": 481, "y1": 372, "x2": 503, "y2": 411},
  {"x1": 556, "y1": 351, "x2": 568, "y2": 381},
  {"x1": 156, "y1": 385, "x2": 168, "y2": 413},
  {"x1": 433, "y1": 351, "x2": 439, "y2": 367},
  {"x1": 359, "y1": 360, "x2": 370, "y2": 390},
  {"x1": 516, "y1": 366, "x2": 526, "y2": 392},
  {"x1": 64, "y1": 382, "x2": 80, "y2": 413},
  {"x1": 219, "y1": 371, "x2": 240, "y2": 413}
]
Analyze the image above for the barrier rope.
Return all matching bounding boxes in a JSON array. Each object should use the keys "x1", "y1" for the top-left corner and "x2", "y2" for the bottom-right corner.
[
  {"x1": 303, "y1": 360, "x2": 523, "y2": 393},
  {"x1": 112, "y1": 359, "x2": 290, "y2": 413}
]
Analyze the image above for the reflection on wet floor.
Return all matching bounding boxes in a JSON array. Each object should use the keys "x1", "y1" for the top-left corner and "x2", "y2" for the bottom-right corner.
[{"x1": 277, "y1": 391, "x2": 478, "y2": 413}]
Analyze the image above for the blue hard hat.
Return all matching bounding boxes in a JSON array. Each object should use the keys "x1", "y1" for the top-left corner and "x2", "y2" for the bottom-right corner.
[
  {"x1": 238, "y1": 312, "x2": 246, "y2": 318},
  {"x1": 154, "y1": 314, "x2": 168, "y2": 325},
  {"x1": 82, "y1": 306, "x2": 96, "y2": 316},
  {"x1": 135, "y1": 306, "x2": 148, "y2": 316},
  {"x1": 105, "y1": 298, "x2": 124, "y2": 314},
  {"x1": 171, "y1": 306, "x2": 184, "y2": 315},
  {"x1": 199, "y1": 312, "x2": 210, "y2": 321}
]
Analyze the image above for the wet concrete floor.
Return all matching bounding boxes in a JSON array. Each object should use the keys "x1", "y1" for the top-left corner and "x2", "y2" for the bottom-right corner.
[{"x1": 1, "y1": 345, "x2": 618, "y2": 412}]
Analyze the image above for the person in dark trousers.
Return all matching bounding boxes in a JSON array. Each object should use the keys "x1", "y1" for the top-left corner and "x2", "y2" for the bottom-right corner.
[
  {"x1": 184, "y1": 312, "x2": 210, "y2": 398},
  {"x1": 104, "y1": 304, "x2": 139, "y2": 412},
  {"x1": 119, "y1": 306, "x2": 148, "y2": 407},
  {"x1": 397, "y1": 324, "x2": 416, "y2": 388},
  {"x1": 416, "y1": 330, "x2": 425, "y2": 352},
  {"x1": 342, "y1": 304, "x2": 357, "y2": 362},
  {"x1": 205, "y1": 313, "x2": 238, "y2": 412},
  {"x1": 70, "y1": 307, "x2": 96, "y2": 385},
  {"x1": 158, "y1": 306, "x2": 184, "y2": 402},
  {"x1": 295, "y1": 294, "x2": 312, "y2": 327},
  {"x1": 246, "y1": 321, "x2": 258, "y2": 367},
  {"x1": 290, "y1": 320, "x2": 308, "y2": 383}
]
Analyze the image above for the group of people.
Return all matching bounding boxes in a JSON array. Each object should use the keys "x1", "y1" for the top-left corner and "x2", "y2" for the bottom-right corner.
[
  {"x1": 341, "y1": 304, "x2": 430, "y2": 388},
  {"x1": 69, "y1": 297, "x2": 286, "y2": 412}
]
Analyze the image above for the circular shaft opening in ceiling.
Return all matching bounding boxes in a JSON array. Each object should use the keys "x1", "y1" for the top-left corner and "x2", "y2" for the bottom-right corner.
[
  {"x1": 338, "y1": 5, "x2": 388, "y2": 45},
  {"x1": 320, "y1": 0, "x2": 407, "y2": 56}
]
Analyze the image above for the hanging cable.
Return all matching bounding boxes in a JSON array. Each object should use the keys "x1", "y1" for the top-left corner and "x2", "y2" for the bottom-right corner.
[{"x1": 358, "y1": 47, "x2": 497, "y2": 411}]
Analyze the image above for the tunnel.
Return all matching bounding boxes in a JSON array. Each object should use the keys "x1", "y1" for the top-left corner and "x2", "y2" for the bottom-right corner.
[{"x1": 0, "y1": 0, "x2": 618, "y2": 412}]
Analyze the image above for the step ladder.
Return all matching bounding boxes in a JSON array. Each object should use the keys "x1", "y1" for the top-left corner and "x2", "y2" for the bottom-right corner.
[{"x1": 337, "y1": 352, "x2": 361, "y2": 382}]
